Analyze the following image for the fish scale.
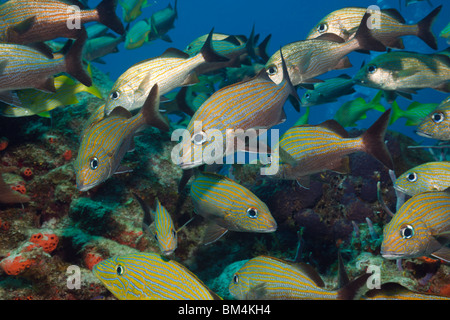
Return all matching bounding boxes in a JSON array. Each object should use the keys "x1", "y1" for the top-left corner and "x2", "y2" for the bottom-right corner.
[{"x1": 93, "y1": 253, "x2": 219, "y2": 300}]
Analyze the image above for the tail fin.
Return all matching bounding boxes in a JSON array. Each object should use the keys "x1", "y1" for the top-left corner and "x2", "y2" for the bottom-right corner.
[
  {"x1": 417, "y1": 5, "x2": 442, "y2": 50},
  {"x1": 141, "y1": 84, "x2": 170, "y2": 132},
  {"x1": 337, "y1": 273, "x2": 371, "y2": 300},
  {"x1": 200, "y1": 28, "x2": 229, "y2": 63},
  {"x1": 389, "y1": 100, "x2": 404, "y2": 125},
  {"x1": 96, "y1": 0, "x2": 126, "y2": 35},
  {"x1": 65, "y1": 29, "x2": 92, "y2": 87},
  {"x1": 256, "y1": 34, "x2": 272, "y2": 63},
  {"x1": 361, "y1": 109, "x2": 394, "y2": 170},
  {"x1": 354, "y1": 12, "x2": 387, "y2": 52}
]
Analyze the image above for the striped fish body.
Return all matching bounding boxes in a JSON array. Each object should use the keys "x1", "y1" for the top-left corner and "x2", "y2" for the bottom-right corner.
[
  {"x1": 0, "y1": 0, "x2": 124, "y2": 44},
  {"x1": 394, "y1": 161, "x2": 450, "y2": 196},
  {"x1": 147, "y1": 198, "x2": 177, "y2": 255},
  {"x1": 178, "y1": 64, "x2": 297, "y2": 169},
  {"x1": 190, "y1": 172, "x2": 276, "y2": 244},
  {"x1": 353, "y1": 51, "x2": 450, "y2": 93},
  {"x1": 0, "y1": 43, "x2": 66, "y2": 92},
  {"x1": 74, "y1": 85, "x2": 167, "y2": 191},
  {"x1": 381, "y1": 190, "x2": 450, "y2": 262},
  {"x1": 306, "y1": 6, "x2": 442, "y2": 50},
  {"x1": 300, "y1": 74, "x2": 355, "y2": 107},
  {"x1": 266, "y1": 12, "x2": 385, "y2": 86},
  {"x1": 105, "y1": 31, "x2": 227, "y2": 115},
  {"x1": 229, "y1": 256, "x2": 337, "y2": 300},
  {"x1": 93, "y1": 253, "x2": 219, "y2": 300},
  {"x1": 271, "y1": 109, "x2": 394, "y2": 181},
  {"x1": 416, "y1": 97, "x2": 450, "y2": 140}
]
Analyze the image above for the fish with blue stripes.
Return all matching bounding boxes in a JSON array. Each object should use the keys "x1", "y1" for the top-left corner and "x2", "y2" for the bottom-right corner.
[
  {"x1": 104, "y1": 29, "x2": 228, "y2": 116},
  {"x1": 265, "y1": 12, "x2": 386, "y2": 87},
  {"x1": 133, "y1": 193, "x2": 177, "y2": 255},
  {"x1": 74, "y1": 84, "x2": 169, "y2": 192},
  {"x1": 300, "y1": 74, "x2": 355, "y2": 107},
  {"x1": 93, "y1": 252, "x2": 221, "y2": 300},
  {"x1": 0, "y1": 29, "x2": 91, "y2": 107},
  {"x1": 381, "y1": 189, "x2": 450, "y2": 262},
  {"x1": 176, "y1": 48, "x2": 299, "y2": 170},
  {"x1": 416, "y1": 97, "x2": 450, "y2": 140},
  {"x1": 0, "y1": 0, "x2": 124, "y2": 45},
  {"x1": 353, "y1": 50, "x2": 450, "y2": 103},
  {"x1": 394, "y1": 161, "x2": 450, "y2": 196},
  {"x1": 306, "y1": 6, "x2": 442, "y2": 50},
  {"x1": 190, "y1": 172, "x2": 277, "y2": 245},
  {"x1": 229, "y1": 255, "x2": 370, "y2": 300},
  {"x1": 267, "y1": 109, "x2": 394, "y2": 186}
]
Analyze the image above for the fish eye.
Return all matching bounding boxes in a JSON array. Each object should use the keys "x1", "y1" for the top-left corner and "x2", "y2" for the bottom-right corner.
[
  {"x1": 192, "y1": 131, "x2": 207, "y2": 145},
  {"x1": 432, "y1": 112, "x2": 444, "y2": 123},
  {"x1": 407, "y1": 172, "x2": 417, "y2": 182},
  {"x1": 116, "y1": 265, "x2": 124, "y2": 275},
  {"x1": 305, "y1": 93, "x2": 311, "y2": 100},
  {"x1": 317, "y1": 23, "x2": 328, "y2": 33},
  {"x1": 400, "y1": 225, "x2": 414, "y2": 239},
  {"x1": 247, "y1": 207, "x2": 258, "y2": 219},
  {"x1": 89, "y1": 157, "x2": 99, "y2": 170},
  {"x1": 233, "y1": 274, "x2": 239, "y2": 284},
  {"x1": 367, "y1": 65, "x2": 377, "y2": 74},
  {"x1": 110, "y1": 91, "x2": 120, "y2": 100},
  {"x1": 267, "y1": 66, "x2": 277, "y2": 76}
]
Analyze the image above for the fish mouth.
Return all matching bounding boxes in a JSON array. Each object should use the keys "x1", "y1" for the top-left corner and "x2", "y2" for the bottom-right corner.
[
  {"x1": 77, "y1": 182, "x2": 96, "y2": 192},
  {"x1": 259, "y1": 226, "x2": 277, "y2": 233},
  {"x1": 380, "y1": 250, "x2": 407, "y2": 260},
  {"x1": 414, "y1": 130, "x2": 433, "y2": 138}
]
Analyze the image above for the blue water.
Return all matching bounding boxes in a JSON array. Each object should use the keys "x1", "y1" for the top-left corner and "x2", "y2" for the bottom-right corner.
[{"x1": 92, "y1": 0, "x2": 449, "y2": 143}]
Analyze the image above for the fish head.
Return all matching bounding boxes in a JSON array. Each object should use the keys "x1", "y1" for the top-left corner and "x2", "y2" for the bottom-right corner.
[
  {"x1": 229, "y1": 266, "x2": 252, "y2": 300},
  {"x1": 227, "y1": 193, "x2": 277, "y2": 233},
  {"x1": 306, "y1": 11, "x2": 353, "y2": 41},
  {"x1": 416, "y1": 106, "x2": 450, "y2": 140},
  {"x1": 353, "y1": 62, "x2": 393, "y2": 89},
  {"x1": 104, "y1": 83, "x2": 136, "y2": 116},
  {"x1": 74, "y1": 144, "x2": 113, "y2": 192},
  {"x1": 394, "y1": 169, "x2": 426, "y2": 196},
  {"x1": 300, "y1": 90, "x2": 320, "y2": 106},
  {"x1": 93, "y1": 255, "x2": 148, "y2": 300},
  {"x1": 381, "y1": 217, "x2": 430, "y2": 260},
  {"x1": 265, "y1": 58, "x2": 284, "y2": 85}
]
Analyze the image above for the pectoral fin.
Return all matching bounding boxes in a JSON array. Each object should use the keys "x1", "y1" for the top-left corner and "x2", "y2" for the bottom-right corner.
[
  {"x1": 431, "y1": 247, "x2": 450, "y2": 263},
  {"x1": 202, "y1": 223, "x2": 228, "y2": 245}
]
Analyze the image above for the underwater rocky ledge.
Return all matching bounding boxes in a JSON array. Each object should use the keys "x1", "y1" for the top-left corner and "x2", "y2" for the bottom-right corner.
[{"x1": 0, "y1": 65, "x2": 448, "y2": 300}]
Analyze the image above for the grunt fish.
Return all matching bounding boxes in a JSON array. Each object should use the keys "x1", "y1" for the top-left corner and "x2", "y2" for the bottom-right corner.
[
  {"x1": 381, "y1": 189, "x2": 450, "y2": 262},
  {"x1": 133, "y1": 193, "x2": 177, "y2": 255},
  {"x1": 306, "y1": 6, "x2": 442, "y2": 50},
  {"x1": 229, "y1": 255, "x2": 370, "y2": 300},
  {"x1": 190, "y1": 172, "x2": 277, "y2": 245},
  {"x1": 0, "y1": 30, "x2": 91, "y2": 107},
  {"x1": 353, "y1": 50, "x2": 450, "y2": 102},
  {"x1": 93, "y1": 252, "x2": 221, "y2": 300},
  {"x1": 125, "y1": 19, "x2": 151, "y2": 50},
  {"x1": 268, "y1": 109, "x2": 394, "y2": 186},
  {"x1": 416, "y1": 97, "x2": 450, "y2": 140},
  {"x1": 0, "y1": 0, "x2": 125, "y2": 45},
  {"x1": 83, "y1": 34, "x2": 124, "y2": 63},
  {"x1": 394, "y1": 161, "x2": 450, "y2": 196},
  {"x1": 104, "y1": 29, "x2": 228, "y2": 116},
  {"x1": 300, "y1": 74, "x2": 355, "y2": 107},
  {"x1": 265, "y1": 12, "x2": 386, "y2": 86},
  {"x1": 74, "y1": 84, "x2": 169, "y2": 192},
  {"x1": 176, "y1": 49, "x2": 299, "y2": 170}
]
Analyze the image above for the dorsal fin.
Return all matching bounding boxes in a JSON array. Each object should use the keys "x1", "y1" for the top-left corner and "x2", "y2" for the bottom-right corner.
[
  {"x1": 160, "y1": 47, "x2": 190, "y2": 59},
  {"x1": 317, "y1": 120, "x2": 349, "y2": 138},
  {"x1": 381, "y1": 8, "x2": 406, "y2": 24}
]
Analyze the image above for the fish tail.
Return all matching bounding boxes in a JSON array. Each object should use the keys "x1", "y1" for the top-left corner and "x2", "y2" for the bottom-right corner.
[
  {"x1": 256, "y1": 34, "x2": 272, "y2": 63},
  {"x1": 96, "y1": 0, "x2": 126, "y2": 35},
  {"x1": 245, "y1": 25, "x2": 258, "y2": 61},
  {"x1": 140, "y1": 84, "x2": 170, "y2": 132},
  {"x1": 353, "y1": 12, "x2": 386, "y2": 52},
  {"x1": 65, "y1": 30, "x2": 92, "y2": 87},
  {"x1": 336, "y1": 273, "x2": 371, "y2": 300},
  {"x1": 416, "y1": 5, "x2": 442, "y2": 50},
  {"x1": 389, "y1": 100, "x2": 404, "y2": 125},
  {"x1": 200, "y1": 28, "x2": 229, "y2": 63},
  {"x1": 361, "y1": 109, "x2": 394, "y2": 170}
]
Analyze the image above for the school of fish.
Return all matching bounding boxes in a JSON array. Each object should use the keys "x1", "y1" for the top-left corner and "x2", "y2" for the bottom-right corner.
[{"x1": 0, "y1": 0, "x2": 449, "y2": 301}]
